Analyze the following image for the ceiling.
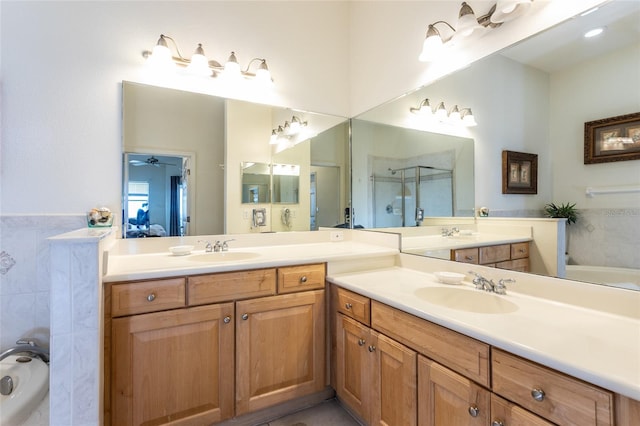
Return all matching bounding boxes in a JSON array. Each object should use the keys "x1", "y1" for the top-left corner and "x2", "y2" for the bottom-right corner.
[{"x1": 499, "y1": 0, "x2": 640, "y2": 73}]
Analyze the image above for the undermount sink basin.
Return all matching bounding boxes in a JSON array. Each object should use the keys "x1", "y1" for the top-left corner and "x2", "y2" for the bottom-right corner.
[
  {"x1": 414, "y1": 287, "x2": 519, "y2": 314},
  {"x1": 188, "y1": 252, "x2": 260, "y2": 262}
]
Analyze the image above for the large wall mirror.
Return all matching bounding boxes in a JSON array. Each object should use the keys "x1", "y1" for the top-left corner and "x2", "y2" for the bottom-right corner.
[
  {"x1": 122, "y1": 81, "x2": 349, "y2": 237},
  {"x1": 354, "y1": 0, "x2": 640, "y2": 290}
]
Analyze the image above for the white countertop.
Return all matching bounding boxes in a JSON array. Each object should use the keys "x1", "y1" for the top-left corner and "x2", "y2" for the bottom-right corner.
[
  {"x1": 104, "y1": 241, "x2": 398, "y2": 282},
  {"x1": 328, "y1": 266, "x2": 640, "y2": 400}
]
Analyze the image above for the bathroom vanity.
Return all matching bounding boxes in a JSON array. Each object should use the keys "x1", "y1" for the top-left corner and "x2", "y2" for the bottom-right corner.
[
  {"x1": 104, "y1": 264, "x2": 326, "y2": 425},
  {"x1": 82, "y1": 230, "x2": 638, "y2": 425}
]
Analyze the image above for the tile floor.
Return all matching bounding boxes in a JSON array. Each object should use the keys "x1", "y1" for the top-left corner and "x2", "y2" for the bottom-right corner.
[{"x1": 260, "y1": 399, "x2": 361, "y2": 426}]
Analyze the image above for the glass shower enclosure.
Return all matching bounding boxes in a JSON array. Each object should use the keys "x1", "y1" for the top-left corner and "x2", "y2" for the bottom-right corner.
[{"x1": 371, "y1": 165, "x2": 454, "y2": 227}]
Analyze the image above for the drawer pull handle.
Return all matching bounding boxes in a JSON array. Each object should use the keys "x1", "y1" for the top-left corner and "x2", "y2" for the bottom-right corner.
[
  {"x1": 223, "y1": 316, "x2": 231, "y2": 324},
  {"x1": 242, "y1": 313, "x2": 249, "y2": 320},
  {"x1": 519, "y1": 248, "x2": 526, "y2": 253},
  {"x1": 146, "y1": 293, "x2": 156, "y2": 302},
  {"x1": 358, "y1": 339, "x2": 366, "y2": 346},
  {"x1": 468, "y1": 405, "x2": 479, "y2": 417},
  {"x1": 368, "y1": 345, "x2": 376, "y2": 352},
  {"x1": 465, "y1": 256, "x2": 474, "y2": 261},
  {"x1": 300, "y1": 276, "x2": 308, "y2": 284},
  {"x1": 492, "y1": 421, "x2": 505, "y2": 426},
  {"x1": 345, "y1": 303, "x2": 353, "y2": 310},
  {"x1": 531, "y1": 388, "x2": 545, "y2": 402}
]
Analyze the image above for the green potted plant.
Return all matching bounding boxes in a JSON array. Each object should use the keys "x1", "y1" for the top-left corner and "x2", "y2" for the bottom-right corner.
[
  {"x1": 543, "y1": 202, "x2": 578, "y2": 263},
  {"x1": 543, "y1": 202, "x2": 578, "y2": 224}
]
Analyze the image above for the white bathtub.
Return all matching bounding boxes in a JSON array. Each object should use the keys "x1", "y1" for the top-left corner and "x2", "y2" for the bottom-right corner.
[
  {"x1": 0, "y1": 355, "x2": 49, "y2": 425},
  {"x1": 565, "y1": 265, "x2": 640, "y2": 291}
]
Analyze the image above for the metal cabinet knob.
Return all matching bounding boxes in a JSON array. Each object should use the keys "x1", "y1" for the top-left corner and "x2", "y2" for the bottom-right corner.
[
  {"x1": 468, "y1": 405, "x2": 480, "y2": 417},
  {"x1": 358, "y1": 339, "x2": 366, "y2": 346},
  {"x1": 368, "y1": 345, "x2": 376, "y2": 352},
  {"x1": 492, "y1": 420, "x2": 505, "y2": 426},
  {"x1": 345, "y1": 303, "x2": 352, "y2": 310},
  {"x1": 531, "y1": 388, "x2": 545, "y2": 402},
  {"x1": 242, "y1": 313, "x2": 249, "y2": 320},
  {"x1": 299, "y1": 276, "x2": 308, "y2": 284},
  {"x1": 223, "y1": 316, "x2": 231, "y2": 324},
  {"x1": 146, "y1": 293, "x2": 156, "y2": 302}
]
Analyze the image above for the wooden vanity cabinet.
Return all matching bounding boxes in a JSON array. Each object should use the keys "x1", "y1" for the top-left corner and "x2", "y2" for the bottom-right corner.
[
  {"x1": 418, "y1": 356, "x2": 490, "y2": 426},
  {"x1": 492, "y1": 348, "x2": 614, "y2": 425},
  {"x1": 331, "y1": 285, "x2": 629, "y2": 426},
  {"x1": 111, "y1": 303, "x2": 235, "y2": 426},
  {"x1": 106, "y1": 264, "x2": 326, "y2": 426},
  {"x1": 333, "y1": 289, "x2": 417, "y2": 425},
  {"x1": 235, "y1": 289, "x2": 326, "y2": 415},
  {"x1": 451, "y1": 242, "x2": 530, "y2": 272}
]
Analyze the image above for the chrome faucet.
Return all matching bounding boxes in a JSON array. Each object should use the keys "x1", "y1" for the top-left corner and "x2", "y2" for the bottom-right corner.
[
  {"x1": 221, "y1": 239, "x2": 235, "y2": 252},
  {"x1": 0, "y1": 339, "x2": 49, "y2": 363},
  {"x1": 468, "y1": 271, "x2": 514, "y2": 295},
  {"x1": 441, "y1": 227, "x2": 460, "y2": 237}
]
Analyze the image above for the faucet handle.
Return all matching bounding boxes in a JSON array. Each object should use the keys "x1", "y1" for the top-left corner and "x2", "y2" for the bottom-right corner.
[
  {"x1": 16, "y1": 339, "x2": 36, "y2": 346},
  {"x1": 198, "y1": 239, "x2": 213, "y2": 252},
  {"x1": 495, "y1": 278, "x2": 515, "y2": 295}
]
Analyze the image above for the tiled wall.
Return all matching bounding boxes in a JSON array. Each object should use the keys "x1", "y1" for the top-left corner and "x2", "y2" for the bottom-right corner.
[
  {"x1": 569, "y1": 208, "x2": 640, "y2": 270},
  {"x1": 491, "y1": 208, "x2": 639, "y2": 270},
  {"x1": 0, "y1": 215, "x2": 85, "y2": 351}
]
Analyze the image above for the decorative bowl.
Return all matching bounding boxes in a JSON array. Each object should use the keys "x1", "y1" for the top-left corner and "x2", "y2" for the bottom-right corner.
[
  {"x1": 169, "y1": 245, "x2": 194, "y2": 256},
  {"x1": 434, "y1": 271, "x2": 465, "y2": 285}
]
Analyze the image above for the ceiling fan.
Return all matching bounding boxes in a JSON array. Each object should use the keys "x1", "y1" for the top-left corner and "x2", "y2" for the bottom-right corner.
[{"x1": 129, "y1": 156, "x2": 176, "y2": 167}]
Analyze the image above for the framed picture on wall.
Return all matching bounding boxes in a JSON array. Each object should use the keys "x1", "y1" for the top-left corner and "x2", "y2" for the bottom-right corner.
[
  {"x1": 502, "y1": 150, "x2": 538, "y2": 194},
  {"x1": 584, "y1": 112, "x2": 640, "y2": 164}
]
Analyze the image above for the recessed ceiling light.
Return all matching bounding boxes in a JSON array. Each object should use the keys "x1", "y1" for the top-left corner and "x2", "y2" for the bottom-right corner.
[{"x1": 584, "y1": 27, "x2": 604, "y2": 38}]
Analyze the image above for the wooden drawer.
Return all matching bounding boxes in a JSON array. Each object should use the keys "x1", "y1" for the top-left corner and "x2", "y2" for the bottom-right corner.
[
  {"x1": 188, "y1": 269, "x2": 276, "y2": 306},
  {"x1": 511, "y1": 242, "x2": 530, "y2": 259},
  {"x1": 491, "y1": 394, "x2": 554, "y2": 426},
  {"x1": 496, "y1": 258, "x2": 530, "y2": 272},
  {"x1": 451, "y1": 247, "x2": 479, "y2": 264},
  {"x1": 336, "y1": 287, "x2": 371, "y2": 325},
  {"x1": 492, "y1": 349, "x2": 614, "y2": 425},
  {"x1": 111, "y1": 278, "x2": 186, "y2": 317},
  {"x1": 480, "y1": 244, "x2": 511, "y2": 264},
  {"x1": 277, "y1": 263, "x2": 325, "y2": 294},
  {"x1": 371, "y1": 301, "x2": 490, "y2": 387}
]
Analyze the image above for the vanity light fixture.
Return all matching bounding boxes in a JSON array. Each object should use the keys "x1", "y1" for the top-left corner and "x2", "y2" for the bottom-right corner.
[
  {"x1": 419, "y1": 21, "x2": 455, "y2": 62},
  {"x1": 410, "y1": 98, "x2": 477, "y2": 127},
  {"x1": 454, "y1": 2, "x2": 487, "y2": 40},
  {"x1": 143, "y1": 34, "x2": 273, "y2": 83},
  {"x1": 409, "y1": 98, "x2": 432, "y2": 115},
  {"x1": 270, "y1": 116, "x2": 308, "y2": 145},
  {"x1": 419, "y1": 1, "x2": 534, "y2": 62},
  {"x1": 490, "y1": 0, "x2": 533, "y2": 24}
]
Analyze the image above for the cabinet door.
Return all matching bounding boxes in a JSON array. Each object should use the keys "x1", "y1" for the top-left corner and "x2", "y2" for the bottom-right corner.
[
  {"x1": 491, "y1": 394, "x2": 554, "y2": 426},
  {"x1": 370, "y1": 331, "x2": 417, "y2": 426},
  {"x1": 111, "y1": 303, "x2": 234, "y2": 426},
  {"x1": 236, "y1": 290, "x2": 325, "y2": 415},
  {"x1": 335, "y1": 313, "x2": 372, "y2": 424},
  {"x1": 418, "y1": 356, "x2": 489, "y2": 426}
]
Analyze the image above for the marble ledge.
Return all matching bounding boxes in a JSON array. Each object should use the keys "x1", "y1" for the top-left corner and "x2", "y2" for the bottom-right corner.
[{"x1": 48, "y1": 226, "x2": 116, "y2": 243}]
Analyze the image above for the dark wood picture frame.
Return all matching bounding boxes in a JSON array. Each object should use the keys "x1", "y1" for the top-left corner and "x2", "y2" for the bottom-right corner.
[
  {"x1": 502, "y1": 150, "x2": 538, "y2": 194},
  {"x1": 584, "y1": 112, "x2": 640, "y2": 164}
]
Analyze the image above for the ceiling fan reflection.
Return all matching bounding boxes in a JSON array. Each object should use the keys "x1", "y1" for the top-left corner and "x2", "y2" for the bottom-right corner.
[{"x1": 129, "y1": 156, "x2": 177, "y2": 167}]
